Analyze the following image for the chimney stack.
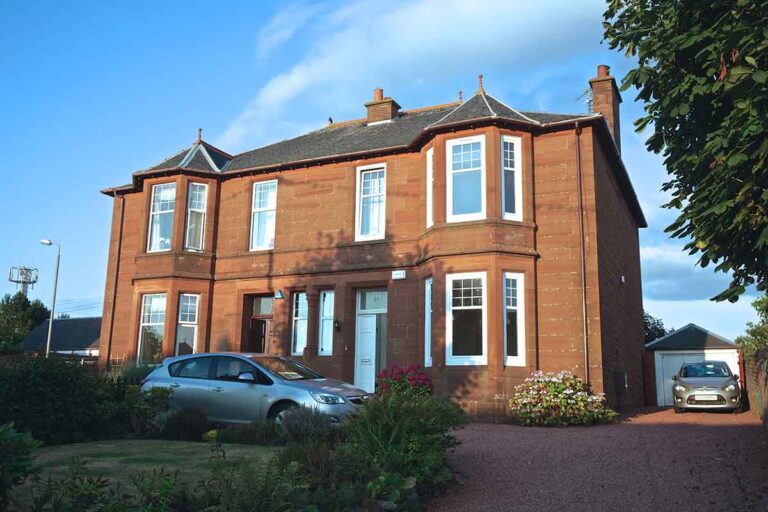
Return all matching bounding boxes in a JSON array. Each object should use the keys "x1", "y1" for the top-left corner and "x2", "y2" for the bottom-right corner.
[
  {"x1": 589, "y1": 64, "x2": 622, "y2": 152},
  {"x1": 365, "y1": 87, "x2": 401, "y2": 124}
]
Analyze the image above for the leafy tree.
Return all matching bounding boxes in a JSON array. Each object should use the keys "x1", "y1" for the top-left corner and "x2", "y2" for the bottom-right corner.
[
  {"x1": 643, "y1": 310, "x2": 669, "y2": 344},
  {"x1": 0, "y1": 292, "x2": 50, "y2": 353},
  {"x1": 56, "y1": 313, "x2": 71, "y2": 319},
  {"x1": 603, "y1": 1, "x2": 768, "y2": 302},
  {"x1": 735, "y1": 295, "x2": 768, "y2": 354}
]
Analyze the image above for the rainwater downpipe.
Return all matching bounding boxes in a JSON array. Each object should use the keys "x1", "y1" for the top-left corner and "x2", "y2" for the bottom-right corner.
[
  {"x1": 105, "y1": 194, "x2": 125, "y2": 369},
  {"x1": 575, "y1": 121, "x2": 590, "y2": 387}
]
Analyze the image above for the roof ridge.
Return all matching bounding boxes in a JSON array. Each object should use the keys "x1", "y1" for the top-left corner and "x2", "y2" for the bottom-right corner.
[
  {"x1": 484, "y1": 93, "x2": 541, "y2": 124},
  {"x1": 200, "y1": 141, "x2": 233, "y2": 159},
  {"x1": 142, "y1": 146, "x2": 190, "y2": 172},
  {"x1": 424, "y1": 95, "x2": 477, "y2": 129},
  {"x1": 322, "y1": 101, "x2": 461, "y2": 131},
  {"x1": 177, "y1": 145, "x2": 198, "y2": 168},
  {"x1": 198, "y1": 144, "x2": 221, "y2": 172},
  {"x1": 479, "y1": 92, "x2": 497, "y2": 117}
]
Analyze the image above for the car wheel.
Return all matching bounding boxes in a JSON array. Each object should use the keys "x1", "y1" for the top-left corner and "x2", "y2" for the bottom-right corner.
[{"x1": 269, "y1": 402, "x2": 297, "y2": 425}]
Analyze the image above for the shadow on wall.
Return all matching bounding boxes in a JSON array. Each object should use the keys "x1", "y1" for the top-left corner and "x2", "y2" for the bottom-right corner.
[{"x1": 745, "y1": 349, "x2": 768, "y2": 435}]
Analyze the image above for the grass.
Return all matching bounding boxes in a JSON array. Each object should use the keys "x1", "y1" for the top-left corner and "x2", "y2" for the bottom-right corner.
[{"x1": 12, "y1": 439, "x2": 280, "y2": 502}]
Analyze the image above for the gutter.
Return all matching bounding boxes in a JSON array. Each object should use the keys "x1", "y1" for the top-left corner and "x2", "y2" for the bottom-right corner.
[{"x1": 575, "y1": 121, "x2": 590, "y2": 387}]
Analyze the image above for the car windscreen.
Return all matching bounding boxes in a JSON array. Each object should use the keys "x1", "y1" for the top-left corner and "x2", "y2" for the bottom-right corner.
[
  {"x1": 681, "y1": 362, "x2": 731, "y2": 378},
  {"x1": 249, "y1": 357, "x2": 322, "y2": 380}
]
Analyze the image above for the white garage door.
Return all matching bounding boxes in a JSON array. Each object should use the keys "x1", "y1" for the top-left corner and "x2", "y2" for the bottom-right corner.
[{"x1": 654, "y1": 349, "x2": 740, "y2": 406}]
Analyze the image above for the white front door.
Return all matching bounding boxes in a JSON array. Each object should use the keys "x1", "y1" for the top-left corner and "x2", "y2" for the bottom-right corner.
[{"x1": 355, "y1": 314, "x2": 377, "y2": 392}]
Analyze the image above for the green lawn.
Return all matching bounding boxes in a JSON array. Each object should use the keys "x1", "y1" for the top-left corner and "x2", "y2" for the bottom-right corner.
[{"x1": 12, "y1": 439, "x2": 279, "y2": 505}]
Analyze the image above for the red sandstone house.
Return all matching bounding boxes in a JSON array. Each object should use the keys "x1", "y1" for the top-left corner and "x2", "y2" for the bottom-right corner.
[{"x1": 100, "y1": 65, "x2": 646, "y2": 413}]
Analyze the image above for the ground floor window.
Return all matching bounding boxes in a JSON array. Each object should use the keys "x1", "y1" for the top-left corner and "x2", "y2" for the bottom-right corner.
[
  {"x1": 424, "y1": 277, "x2": 433, "y2": 367},
  {"x1": 318, "y1": 290, "x2": 334, "y2": 356},
  {"x1": 175, "y1": 293, "x2": 199, "y2": 356},
  {"x1": 138, "y1": 293, "x2": 166, "y2": 365},
  {"x1": 446, "y1": 272, "x2": 487, "y2": 365},
  {"x1": 504, "y1": 272, "x2": 525, "y2": 366},
  {"x1": 291, "y1": 292, "x2": 308, "y2": 355}
]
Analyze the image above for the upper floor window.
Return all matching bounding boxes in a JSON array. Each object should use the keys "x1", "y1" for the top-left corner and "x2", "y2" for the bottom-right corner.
[
  {"x1": 137, "y1": 293, "x2": 166, "y2": 365},
  {"x1": 147, "y1": 183, "x2": 176, "y2": 252},
  {"x1": 175, "y1": 293, "x2": 199, "y2": 356},
  {"x1": 504, "y1": 272, "x2": 525, "y2": 366},
  {"x1": 424, "y1": 277, "x2": 433, "y2": 367},
  {"x1": 318, "y1": 290, "x2": 334, "y2": 356},
  {"x1": 185, "y1": 183, "x2": 207, "y2": 251},
  {"x1": 291, "y1": 292, "x2": 308, "y2": 356},
  {"x1": 355, "y1": 164, "x2": 386, "y2": 241},
  {"x1": 426, "y1": 148, "x2": 434, "y2": 228},
  {"x1": 502, "y1": 136, "x2": 523, "y2": 221},
  {"x1": 250, "y1": 180, "x2": 278, "y2": 251},
  {"x1": 446, "y1": 135, "x2": 485, "y2": 222},
  {"x1": 445, "y1": 272, "x2": 487, "y2": 365}
]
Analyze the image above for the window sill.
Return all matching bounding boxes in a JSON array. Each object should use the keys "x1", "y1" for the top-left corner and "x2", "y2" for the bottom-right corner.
[
  {"x1": 446, "y1": 214, "x2": 485, "y2": 224},
  {"x1": 445, "y1": 357, "x2": 487, "y2": 366},
  {"x1": 354, "y1": 234, "x2": 386, "y2": 243},
  {"x1": 505, "y1": 357, "x2": 526, "y2": 367}
]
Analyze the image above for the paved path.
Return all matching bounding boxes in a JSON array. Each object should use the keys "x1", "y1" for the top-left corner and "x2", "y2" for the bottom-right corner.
[{"x1": 429, "y1": 409, "x2": 768, "y2": 512}]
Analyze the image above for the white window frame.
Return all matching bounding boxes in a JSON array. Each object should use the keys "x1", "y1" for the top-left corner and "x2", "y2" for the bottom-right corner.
[
  {"x1": 147, "y1": 183, "x2": 176, "y2": 253},
  {"x1": 185, "y1": 183, "x2": 208, "y2": 251},
  {"x1": 503, "y1": 272, "x2": 526, "y2": 367},
  {"x1": 446, "y1": 135, "x2": 486, "y2": 223},
  {"x1": 176, "y1": 293, "x2": 200, "y2": 355},
  {"x1": 426, "y1": 148, "x2": 434, "y2": 228},
  {"x1": 137, "y1": 293, "x2": 166, "y2": 364},
  {"x1": 291, "y1": 292, "x2": 308, "y2": 356},
  {"x1": 501, "y1": 135, "x2": 523, "y2": 222},
  {"x1": 355, "y1": 163, "x2": 387, "y2": 242},
  {"x1": 445, "y1": 271, "x2": 487, "y2": 366},
  {"x1": 318, "y1": 290, "x2": 334, "y2": 356},
  {"x1": 250, "y1": 179, "x2": 278, "y2": 251},
  {"x1": 424, "y1": 277, "x2": 433, "y2": 367}
]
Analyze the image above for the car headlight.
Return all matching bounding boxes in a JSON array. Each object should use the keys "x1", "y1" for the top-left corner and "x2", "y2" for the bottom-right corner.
[
  {"x1": 310, "y1": 392, "x2": 346, "y2": 404},
  {"x1": 723, "y1": 384, "x2": 737, "y2": 392},
  {"x1": 673, "y1": 385, "x2": 687, "y2": 393}
]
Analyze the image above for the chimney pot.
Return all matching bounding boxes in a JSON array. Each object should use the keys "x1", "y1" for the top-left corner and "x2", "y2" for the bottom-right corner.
[
  {"x1": 597, "y1": 64, "x2": 610, "y2": 77},
  {"x1": 373, "y1": 87, "x2": 384, "y2": 102}
]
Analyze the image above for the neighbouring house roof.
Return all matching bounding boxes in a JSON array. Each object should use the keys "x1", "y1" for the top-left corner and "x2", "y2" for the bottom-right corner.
[
  {"x1": 22, "y1": 317, "x2": 101, "y2": 353},
  {"x1": 645, "y1": 323, "x2": 737, "y2": 351},
  {"x1": 102, "y1": 88, "x2": 646, "y2": 227}
]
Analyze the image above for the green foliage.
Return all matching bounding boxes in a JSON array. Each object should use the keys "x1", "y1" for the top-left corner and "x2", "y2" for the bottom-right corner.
[
  {"x1": 213, "y1": 421, "x2": 284, "y2": 446},
  {"x1": 508, "y1": 371, "x2": 620, "y2": 427},
  {"x1": 643, "y1": 310, "x2": 669, "y2": 344},
  {"x1": 105, "y1": 363, "x2": 153, "y2": 386},
  {"x1": 376, "y1": 363, "x2": 433, "y2": 399},
  {"x1": 120, "y1": 386, "x2": 172, "y2": 438},
  {"x1": 0, "y1": 423, "x2": 41, "y2": 511},
  {"x1": 603, "y1": 0, "x2": 768, "y2": 302},
  {"x1": 735, "y1": 294, "x2": 768, "y2": 354},
  {"x1": 161, "y1": 408, "x2": 209, "y2": 442},
  {"x1": 0, "y1": 293, "x2": 50, "y2": 354},
  {"x1": 279, "y1": 405, "x2": 335, "y2": 445}
]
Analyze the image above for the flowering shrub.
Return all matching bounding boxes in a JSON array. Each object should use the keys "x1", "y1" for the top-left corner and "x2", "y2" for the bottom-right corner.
[
  {"x1": 376, "y1": 364, "x2": 432, "y2": 398},
  {"x1": 508, "y1": 371, "x2": 619, "y2": 426}
]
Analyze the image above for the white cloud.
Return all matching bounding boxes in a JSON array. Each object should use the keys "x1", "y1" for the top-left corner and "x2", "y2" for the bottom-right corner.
[
  {"x1": 645, "y1": 297, "x2": 757, "y2": 341},
  {"x1": 256, "y1": 1, "x2": 326, "y2": 56}
]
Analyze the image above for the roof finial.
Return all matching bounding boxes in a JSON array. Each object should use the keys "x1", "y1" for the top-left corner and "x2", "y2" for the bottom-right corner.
[
  {"x1": 477, "y1": 74, "x2": 485, "y2": 94},
  {"x1": 458, "y1": 89, "x2": 463, "y2": 103},
  {"x1": 197, "y1": 128, "x2": 202, "y2": 144}
]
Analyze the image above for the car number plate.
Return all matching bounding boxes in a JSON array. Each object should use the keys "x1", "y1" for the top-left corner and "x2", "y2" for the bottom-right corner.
[{"x1": 695, "y1": 394, "x2": 718, "y2": 401}]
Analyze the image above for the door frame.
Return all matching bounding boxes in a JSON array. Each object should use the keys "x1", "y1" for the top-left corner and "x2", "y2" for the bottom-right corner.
[{"x1": 354, "y1": 289, "x2": 387, "y2": 391}]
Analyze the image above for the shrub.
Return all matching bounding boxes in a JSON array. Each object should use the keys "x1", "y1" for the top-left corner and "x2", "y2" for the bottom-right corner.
[
  {"x1": 0, "y1": 423, "x2": 41, "y2": 511},
  {"x1": 214, "y1": 421, "x2": 284, "y2": 446},
  {"x1": 508, "y1": 370, "x2": 620, "y2": 427},
  {"x1": 121, "y1": 385, "x2": 173, "y2": 438},
  {"x1": 106, "y1": 363, "x2": 154, "y2": 386},
  {"x1": 376, "y1": 363, "x2": 432, "y2": 398},
  {"x1": 162, "y1": 408, "x2": 209, "y2": 441},
  {"x1": 0, "y1": 357, "x2": 114, "y2": 444},
  {"x1": 279, "y1": 405, "x2": 334, "y2": 445}
]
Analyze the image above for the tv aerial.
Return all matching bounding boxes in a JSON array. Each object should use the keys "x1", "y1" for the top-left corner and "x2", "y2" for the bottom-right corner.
[{"x1": 8, "y1": 266, "x2": 39, "y2": 297}]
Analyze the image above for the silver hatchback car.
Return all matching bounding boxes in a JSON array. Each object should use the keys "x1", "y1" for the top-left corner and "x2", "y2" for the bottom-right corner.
[
  {"x1": 142, "y1": 353, "x2": 370, "y2": 423},
  {"x1": 672, "y1": 361, "x2": 742, "y2": 413}
]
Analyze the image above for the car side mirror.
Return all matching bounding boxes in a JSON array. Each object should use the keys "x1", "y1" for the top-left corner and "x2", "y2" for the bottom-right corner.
[
  {"x1": 672, "y1": 375, "x2": 678, "y2": 381},
  {"x1": 733, "y1": 374, "x2": 739, "y2": 380},
  {"x1": 238, "y1": 372, "x2": 256, "y2": 382}
]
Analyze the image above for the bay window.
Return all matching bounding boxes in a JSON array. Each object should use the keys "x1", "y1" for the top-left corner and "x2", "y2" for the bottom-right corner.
[
  {"x1": 147, "y1": 183, "x2": 176, "y2": 252},
  {"x1": 137, "y1": 293, "x2": 166, "y2": 365},
  {"x1": 424, "y1": 277, "x2": 433, "y2": 367},
  {"x1": 318, "y1": 290, "x2": 334, "y2": 356},
  {"x1": 185, "y1": 183, "x2": 207, "y2": 251},
  {"x1": 501, "y1": 135, "x2": 523, "y2": 221},
  {"x1": 446, "y1": 272, "x2": 487, "y2": 365},
  {"x1": 291, "y1": 292, "x2": 308, "y2": 355},
  {"x1": 355, "y1": 164, "x2": 386, "y2": 241},
  {"x1": 503, "y1": 272, "x2": 525, "y2": 366},
  {"x1": 250, "y1": 180, "x2": 278, "y2": 250},
  {"x1": 446, "y1": 135, "x2": 485, "y2": 222},
  {"x1": 175, "y1": 293, "x2": 199, "y2": 356}
]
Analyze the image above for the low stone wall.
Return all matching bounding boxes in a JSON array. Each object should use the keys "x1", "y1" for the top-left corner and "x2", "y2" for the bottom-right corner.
[{"x1": 745, "y1": 349, "x2": 768, "y2": 434}]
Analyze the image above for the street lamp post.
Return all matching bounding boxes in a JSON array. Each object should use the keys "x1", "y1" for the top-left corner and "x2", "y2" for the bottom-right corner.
[{"x1": 40, "y1": 239, "x2": 60, "y2": 358}]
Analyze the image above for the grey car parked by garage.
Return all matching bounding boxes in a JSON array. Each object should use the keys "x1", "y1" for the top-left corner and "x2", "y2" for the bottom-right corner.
[
  {"x1": 672, "y1": 361, "x2": 742, "y2": 413},
  {"x1": 141, "y1": 353, "x2": 371, "y2": 423}
]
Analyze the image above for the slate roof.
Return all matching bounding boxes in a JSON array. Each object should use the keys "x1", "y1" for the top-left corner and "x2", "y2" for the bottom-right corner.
[
  {"x1": 149, "y1": 141, "x2": 232, "y2": 172},
  {"x1": 22, "y1": 317, "x2": 101, "y2": 353},
  {"x1": 645, "y1": 323, "x2": 737, "y2": 351}
]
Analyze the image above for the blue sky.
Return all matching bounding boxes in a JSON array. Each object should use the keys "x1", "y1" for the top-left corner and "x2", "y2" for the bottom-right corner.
[{"x1": 0, "y1": 0, "x2": 758, "y2": 339}]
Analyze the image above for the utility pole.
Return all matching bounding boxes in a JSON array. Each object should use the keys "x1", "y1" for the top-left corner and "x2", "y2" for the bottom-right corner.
[{"x1": 40, "y1": 240, "x2": 61, "y2": 358}]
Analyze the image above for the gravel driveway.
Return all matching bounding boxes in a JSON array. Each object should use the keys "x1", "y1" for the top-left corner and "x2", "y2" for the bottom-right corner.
[{"x1": 430, "y1": 409, "x2": 768, "y2": 511}]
